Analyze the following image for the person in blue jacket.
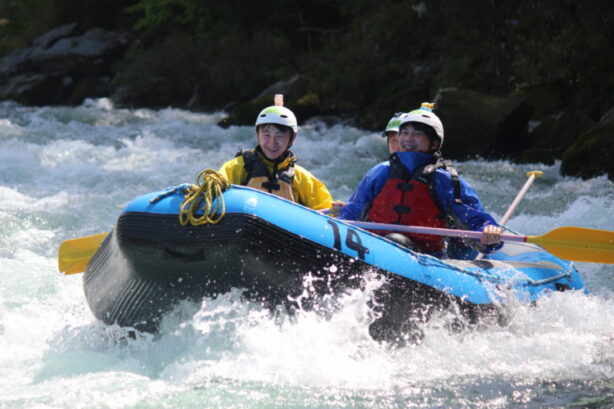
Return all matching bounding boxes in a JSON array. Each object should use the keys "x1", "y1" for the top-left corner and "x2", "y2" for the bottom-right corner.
[
  {"x1": 329, "y1": 112, "x2": 405, "y2": 216},
  {"x1": 339, "y1": 102, "x2": 502, "y2": 259}
]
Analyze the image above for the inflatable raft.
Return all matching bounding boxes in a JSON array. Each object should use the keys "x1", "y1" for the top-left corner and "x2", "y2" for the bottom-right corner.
[{"x1": 83, "y1": 184, "x2": 585, "y2": 343}]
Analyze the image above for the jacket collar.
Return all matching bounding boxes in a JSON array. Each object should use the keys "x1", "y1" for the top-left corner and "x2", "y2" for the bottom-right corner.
[
  {"x1": 392, "y1": 151, "x2": 435, "y2": 173},
  {"x1": 255, "y1": 146, "x2": 297, "y2": 168}
]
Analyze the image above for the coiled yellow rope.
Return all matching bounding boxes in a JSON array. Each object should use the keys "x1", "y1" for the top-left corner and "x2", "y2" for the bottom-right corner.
[{"x1": 179, "y1": 169, "x2": 231, "y2": 226}]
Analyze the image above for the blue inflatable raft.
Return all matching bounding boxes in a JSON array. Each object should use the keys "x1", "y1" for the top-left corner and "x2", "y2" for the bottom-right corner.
[{"x1": 84, "y1": 185, "x2": 585, "y2": 344}]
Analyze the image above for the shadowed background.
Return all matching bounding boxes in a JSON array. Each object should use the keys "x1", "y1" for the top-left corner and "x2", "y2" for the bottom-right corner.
[{"x1": 0, "y1": 0, "x2": 613, "y2": 179}]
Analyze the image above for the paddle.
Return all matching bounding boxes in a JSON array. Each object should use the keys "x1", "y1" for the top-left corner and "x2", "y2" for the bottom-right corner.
[
  {"x1": 476, "y1": 170, "x2": 543, "y2": 260},
  {"x1": 58, "y1": 221, "x2": 614, "y2": 275},
  {"x1": 499, "y1": 171, "x2": 543, "y2": 226},
  {"x1": 345, "y1": 221, "x2": 614, "y2": 264},
  {"x1": 58, "y1": 232, "x2": 108, "y2": 275}
]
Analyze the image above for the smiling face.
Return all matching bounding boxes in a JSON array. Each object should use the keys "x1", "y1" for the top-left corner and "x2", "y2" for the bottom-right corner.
[
  {"x1": 398, "y1": 123, "x2": 438, "y2": 153},
  {"x1": 386, "y1": 131, "x2": 400, "y2": 153},
  {"x1": 256, "y1": 124, "x2": 294, "y2": 160}
]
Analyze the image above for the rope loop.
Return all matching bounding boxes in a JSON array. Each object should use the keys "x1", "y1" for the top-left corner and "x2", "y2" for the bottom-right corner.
[{"x1": 179, "y1": 169, "x2": 231, "y2": 226}]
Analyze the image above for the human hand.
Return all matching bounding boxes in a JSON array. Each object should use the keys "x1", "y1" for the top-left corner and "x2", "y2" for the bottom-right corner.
[
  {"x1": 481, "y1": 224, "x2": 502, "y2": 245},
  {"x1": 149, "y1": 183, "x2": 194, "y2": 203},
  {"x1": 329, "y1": 200, "x2": 345, "y2": 217}
]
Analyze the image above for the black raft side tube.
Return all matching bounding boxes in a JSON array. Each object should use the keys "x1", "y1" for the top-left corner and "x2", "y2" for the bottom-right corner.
[{"x1": 83, "y1": 211, "x2": 501, "y2": 339}]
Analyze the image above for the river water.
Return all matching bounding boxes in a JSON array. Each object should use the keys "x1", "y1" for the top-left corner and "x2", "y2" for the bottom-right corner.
[{"x1": 1, "y1": 99, "x2": 613, "y2": 408}]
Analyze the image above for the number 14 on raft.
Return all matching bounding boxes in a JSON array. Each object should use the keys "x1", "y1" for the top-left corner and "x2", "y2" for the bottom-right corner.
[
  {"x1": 58, "y1": 222, "x2": 614, "y2": 277},
  {"x1": 57, "y1": 170, "x2": 614, "y2": 275}
]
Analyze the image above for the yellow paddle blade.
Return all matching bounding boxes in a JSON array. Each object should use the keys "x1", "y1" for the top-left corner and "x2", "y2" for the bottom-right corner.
[
  {"x1": 58, "y1": 232, "x2": 109, "y2": 275},
  {"x1": 528, "y1": 226, "x2": 614, "y2": 264}
]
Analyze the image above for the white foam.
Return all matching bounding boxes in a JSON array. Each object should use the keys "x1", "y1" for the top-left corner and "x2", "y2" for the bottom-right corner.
[{"x1": 1, "y1": 101, "x2": 613, "y2": 406}]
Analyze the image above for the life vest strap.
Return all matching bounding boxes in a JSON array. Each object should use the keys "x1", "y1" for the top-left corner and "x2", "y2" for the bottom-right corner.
[
  {"x1": 396, "y1": 182, "x2": 414, "y2": 192},
  {"x1": 417, "y1": 157, "x2": 463, "y2": 205},
  {"x1": 238, "y1": 148, "x2": 298, "y2": 202},
  {"x1": 261, "y1": 181, "x2": 281, "y2": 191}
]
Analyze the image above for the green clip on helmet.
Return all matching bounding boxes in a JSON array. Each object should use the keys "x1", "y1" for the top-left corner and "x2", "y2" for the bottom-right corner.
[
  {"x1": 382, "y1": 112, "x2": 405, "y2": 137},
  {"x1": 399, "y1": 102, "x2": 444, "y2": 148},
  {"x1": 255, "y1": 94, "x2": 298, "y2": 133}
]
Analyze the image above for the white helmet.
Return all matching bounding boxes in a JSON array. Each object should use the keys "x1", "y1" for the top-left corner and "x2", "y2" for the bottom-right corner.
[
  {"x1": 399, "y1": 102, "x2": 444, "y2": 148},
  {"x1": 255, "y1": 94, "x2": 298, "y2": 133},
  {"x1": 382, "y1": 112, "x2": 405, "y2": 137}
]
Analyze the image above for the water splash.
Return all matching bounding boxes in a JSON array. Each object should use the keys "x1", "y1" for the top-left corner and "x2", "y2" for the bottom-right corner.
[{"x1": 1, "y1": 99, "x2": 613, "y2": 409}]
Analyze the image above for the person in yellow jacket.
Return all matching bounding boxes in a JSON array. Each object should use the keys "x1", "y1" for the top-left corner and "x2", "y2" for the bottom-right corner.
[{"x1": 218, "y1": 94, "x2": 333, "y2": 211}]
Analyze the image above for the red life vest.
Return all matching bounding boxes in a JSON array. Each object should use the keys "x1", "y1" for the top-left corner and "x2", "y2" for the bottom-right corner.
[{"x1": 365, "y1": 156, "x2": 447, "y2": 253}]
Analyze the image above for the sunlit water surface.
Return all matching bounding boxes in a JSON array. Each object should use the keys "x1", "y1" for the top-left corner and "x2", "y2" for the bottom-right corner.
[{"x1": 1, "y1": 99, "x2": 613, "y2": 408}]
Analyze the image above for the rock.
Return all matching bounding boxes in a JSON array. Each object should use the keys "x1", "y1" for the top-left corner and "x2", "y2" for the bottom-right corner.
[
  {"x1": 218, "y1": 75, "x2": 322, "y2": 128},
  {"x1": 434, "y1": 88, "x2": 528, "y2": 160},
  {"x1": 560, "y1": 107, "x2": 614, "y2": 180},
  {"x1": 512, "y1": 81, "x2": 569, "y2": 119},
  {"x1": 32, "y1": 23, "x2": 80, "y2": 49},
  {"x1": 0, "y1": 24, "x2": 132, "y2": 105},
  {"x1": 492, "y1": 102, "x2": 534, "y2": 158},
  {"x1": 518, "y1": 111, "x2": 595, "y2": 165},
  {"x1": 218, "y1": 95, "x2": 272, "y2": 128}
]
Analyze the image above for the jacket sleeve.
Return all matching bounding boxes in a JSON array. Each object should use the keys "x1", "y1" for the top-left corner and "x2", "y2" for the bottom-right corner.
[
  {"x1": 292, "y1": 166, "x2": 333, "y2": 211},
  {"x1": 217, "y1": 156, "x2": 247, "y2": 185},
  {"x1": 339, "y1": 162, "x2": 388, "y2": 220},
  {"x1": 433, "y1": 171, "x2": 503, "y2": 254}
]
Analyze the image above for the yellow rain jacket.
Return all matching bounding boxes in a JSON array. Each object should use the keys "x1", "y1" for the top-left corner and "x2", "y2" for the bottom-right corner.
[{"x1": 218, "y1": 148, "x2": 333, "y2": 211}]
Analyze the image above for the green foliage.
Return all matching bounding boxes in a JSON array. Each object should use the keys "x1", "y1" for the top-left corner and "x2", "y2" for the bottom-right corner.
[
  {"x1": 114, "y1": 29, "x2": 293, "y2": 109},
  {"x1": 435, "y1": 0, "x2": 614, "y2": 115},
  {"x1": 1, "y1": 0, "x2": 613, "y2": 131},
  {"x1": 561, "y1": 118, "x2": 614, "y2": 179},
  {"x1": 0, "y1": 0, "x2": 56, "y2": 54},
  {"x1": 300, "y1": 1, "x2": 437, "y2": 126},
  {"x1": 0, "y1": 0, "x2": 136, "y2": 56},
  {"x1": 112, "y1": 34, "x2": 204, "y2": 107},
  {"x1": 126, "y1": 0, "x2": 211, "y2": 37},
  {"x1": 112, "y1": 0, "x2": 614, "y2": 127}
]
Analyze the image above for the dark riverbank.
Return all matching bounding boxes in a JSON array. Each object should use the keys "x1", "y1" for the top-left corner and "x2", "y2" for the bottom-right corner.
[{"x1": 0, "y1": 0, "x2": 612, "y2": 180}]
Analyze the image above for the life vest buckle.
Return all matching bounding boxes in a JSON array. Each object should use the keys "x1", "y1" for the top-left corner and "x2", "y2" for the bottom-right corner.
[
  {"x1": 261, "y1": 181, "x2": 281, "y2": 191},
  {"x1": 393, "y1": 205, "x2": 411, "y2": 214},
  {"x1": 396, "y1": 182, "x2": 414, "y2": 192}
]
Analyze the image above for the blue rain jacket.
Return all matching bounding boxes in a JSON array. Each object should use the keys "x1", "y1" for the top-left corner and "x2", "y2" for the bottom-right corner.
[{"x1": 339, "y1": 151, "x2": 502, "y2": 259}]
